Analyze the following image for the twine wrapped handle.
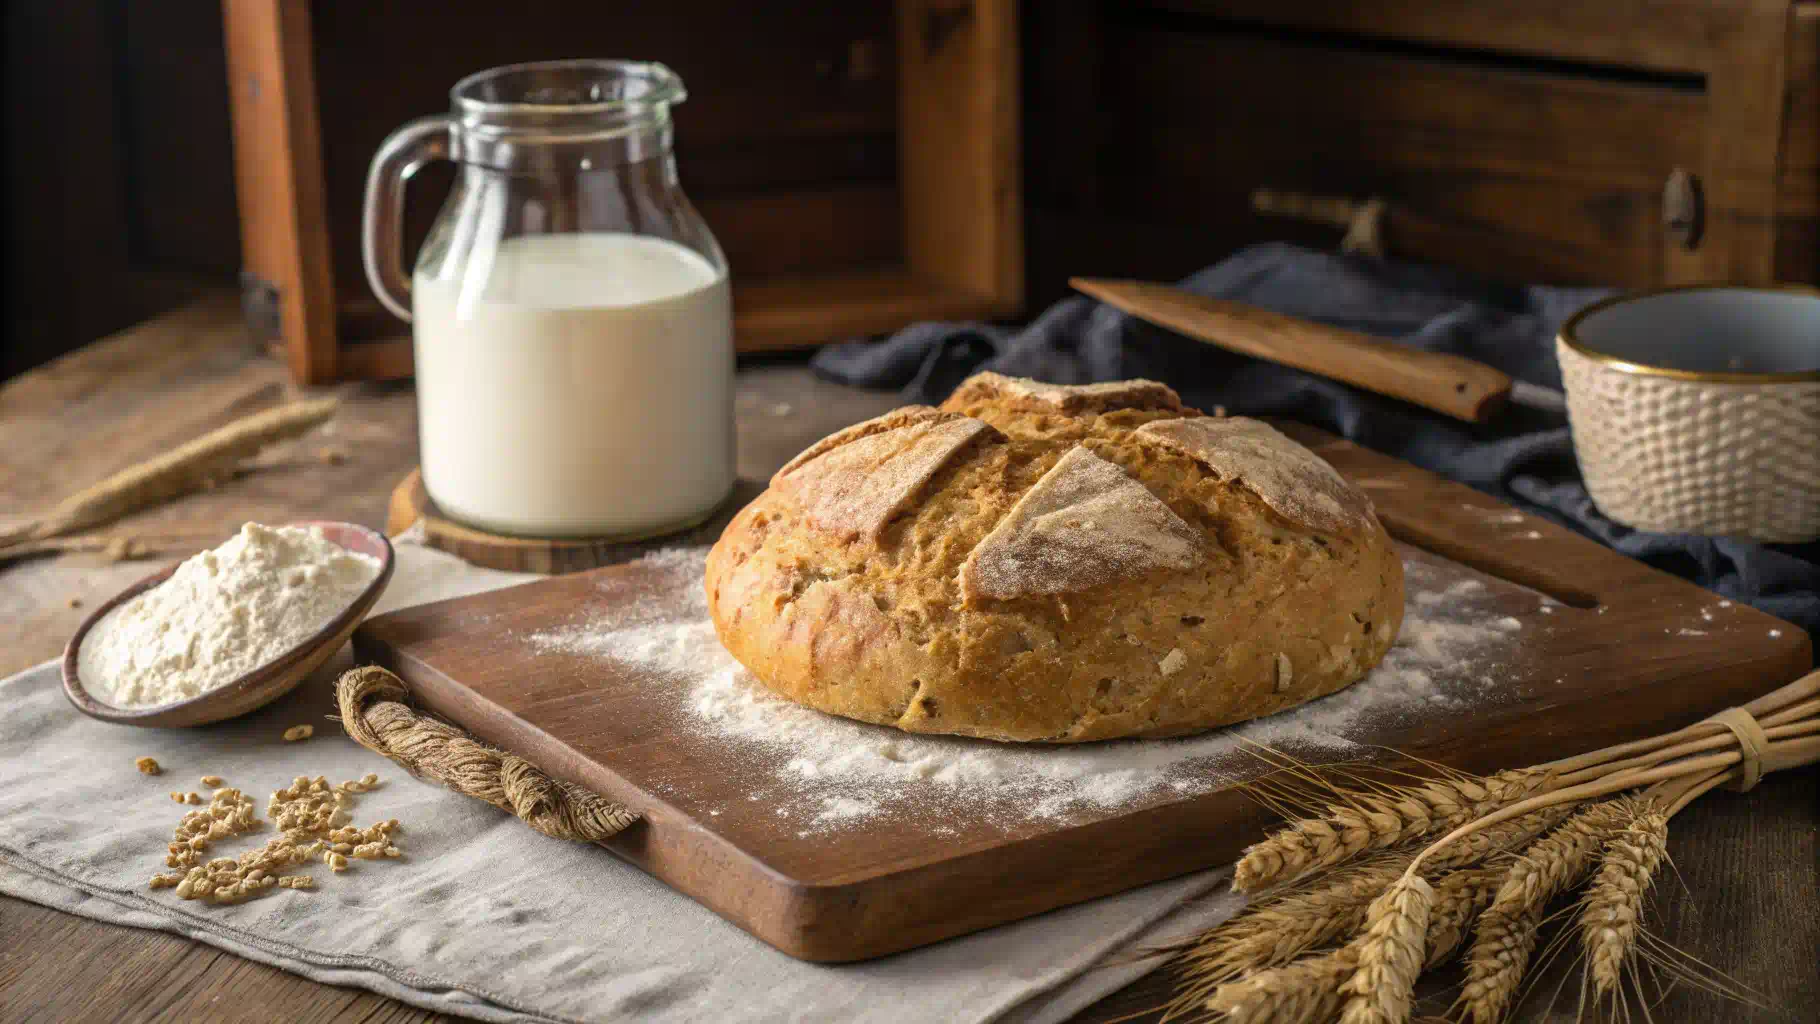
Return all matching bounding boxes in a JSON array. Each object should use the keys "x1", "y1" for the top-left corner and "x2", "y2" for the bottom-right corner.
[{"x1": 335, "y1": 665, "x2": 639, "y2": 842}]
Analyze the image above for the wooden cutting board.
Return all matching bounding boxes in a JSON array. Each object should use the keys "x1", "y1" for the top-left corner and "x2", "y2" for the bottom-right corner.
[{"x1": 352, "y1": 423, "x2": 1811, "y2": 963}]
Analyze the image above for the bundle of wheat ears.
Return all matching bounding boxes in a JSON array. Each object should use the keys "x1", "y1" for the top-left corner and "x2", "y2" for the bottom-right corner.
[{"x1": 1159, "y1": 667, "x2": 1820, "y2": 1024}]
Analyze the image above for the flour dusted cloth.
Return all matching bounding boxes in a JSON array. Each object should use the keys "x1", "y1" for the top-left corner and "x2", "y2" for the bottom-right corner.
[{"x1": 0, "y1": 541, "x2": 1242, "y2": 1024}]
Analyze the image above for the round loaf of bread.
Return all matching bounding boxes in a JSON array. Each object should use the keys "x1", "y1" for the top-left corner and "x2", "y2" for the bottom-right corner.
[{"x1": 704, "y1": 373, "x2": 1404, "y2": 743}]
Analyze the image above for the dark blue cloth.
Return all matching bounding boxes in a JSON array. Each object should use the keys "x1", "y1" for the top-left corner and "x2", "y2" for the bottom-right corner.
[{"x1": 812, "y1": 243, "x2": 1820, "y2": 638}]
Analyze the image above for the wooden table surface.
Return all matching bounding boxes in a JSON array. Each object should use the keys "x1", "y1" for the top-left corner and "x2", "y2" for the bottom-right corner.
[{"x1": 2, "y1": 298, "x2": 1814, "y2": 1023}]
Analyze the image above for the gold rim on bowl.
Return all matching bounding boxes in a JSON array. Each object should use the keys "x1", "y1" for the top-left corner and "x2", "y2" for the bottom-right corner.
[{"x1": 1558, "y1": 283, "x2": 1820, "y2": 383}]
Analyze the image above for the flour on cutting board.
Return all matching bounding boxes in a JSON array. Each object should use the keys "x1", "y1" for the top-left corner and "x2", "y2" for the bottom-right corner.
[{"x1": 528, "y1": 548, "x2": 1524, "y2": 835}]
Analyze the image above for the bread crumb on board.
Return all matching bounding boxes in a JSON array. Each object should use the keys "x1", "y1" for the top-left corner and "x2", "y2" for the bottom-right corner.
[
  {"x1": 282, "y1": 724, "x2": 314, "y2": 742},
  {"x1": 135, "y1": 756, "x2": 161, "y2": 776}
]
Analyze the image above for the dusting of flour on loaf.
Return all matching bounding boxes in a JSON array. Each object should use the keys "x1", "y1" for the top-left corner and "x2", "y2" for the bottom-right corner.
[
  {"x1": 773, "y1": 415, "x2": 992, "y2": 542},
  {"x1": 80, "y1": 523, "x2": 382, "y2": 708},
  {"x1": 961, "y1": 445, "x2": 1201, "y2": 601},
  {"x1": 525, "y1": 546, "x2": 1526, "y2": 836}
]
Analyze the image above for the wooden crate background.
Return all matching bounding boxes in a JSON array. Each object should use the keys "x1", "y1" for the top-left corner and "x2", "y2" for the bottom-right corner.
[
  {"x1": 1022, "y1": 0, "x2": 1820, "y2": 308},
  {"x1": 13, "y1": 1, "x2": 1819, "y2": 382},
  {"x1": 223, "y1": 0, "x2": 1020, "y2": 384}
]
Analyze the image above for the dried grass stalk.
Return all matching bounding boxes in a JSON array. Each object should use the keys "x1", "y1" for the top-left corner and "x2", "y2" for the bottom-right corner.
[
  {"x1": 1234, "y1": 768, "x2": 1550, "y2": 892},
  {"x1": 1459, "y1": 799, "x2": 1632, "y2": 1024},
  {"x1": 1580, "y1": 806, "x2": 1670, "y2": 996},
  {"x1": 1338, "y1": 873, "x2": 1432, "y2": 1024},
  {"x1": 5, "y1": 397, "x2": 337, "y2": 547}
]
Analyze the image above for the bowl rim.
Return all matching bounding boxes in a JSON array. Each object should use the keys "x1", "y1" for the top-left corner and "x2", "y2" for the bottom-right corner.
[{"x1": 1558, "y1": 282, "x2": 1820, "y2": 383}]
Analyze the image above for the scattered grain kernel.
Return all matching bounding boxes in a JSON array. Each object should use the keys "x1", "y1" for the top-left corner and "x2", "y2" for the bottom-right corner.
[
  {"x1": 283, "y1": 724, "x2": 314, "y2": 742},
  {"x1": 68, "y1": 596, "x2": 84, "y2": 609},
  {"x1": 135, "y1": 757, "x2": 161, "y2": 776},
  {"x1": 1275, "y1": 652, "x2": 1294, "y2": 691},
  {"x1": 185, "y1": 792, "x2": 203, "y2": 805},
  {"x1": 317, "y1": 445, "x2": 348, "y2": 465},
  {"x1": 200, "y1": 775, "x2": 224, "y2": 788},
  {"x1": 1158, "y1": 648, "x2": 1187, "y2": 676},
  {"x1": 326, "y1": 852, "x2": 348, "y2": 872}
]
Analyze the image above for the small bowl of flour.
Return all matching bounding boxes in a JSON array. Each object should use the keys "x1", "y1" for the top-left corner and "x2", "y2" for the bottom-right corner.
[{"x1": 62, "y1": 521, "x2": 392, "y2": 727}]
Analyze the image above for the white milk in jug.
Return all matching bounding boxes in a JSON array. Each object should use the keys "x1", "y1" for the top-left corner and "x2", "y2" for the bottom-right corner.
[{"x1": 412, "y1": 232, "x2": 734, "y2": 537}]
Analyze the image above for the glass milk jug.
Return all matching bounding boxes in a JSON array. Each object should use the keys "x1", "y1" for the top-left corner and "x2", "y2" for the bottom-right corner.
[{"x1": 362, "y1": 60, "x2": 734, "y2": 539}]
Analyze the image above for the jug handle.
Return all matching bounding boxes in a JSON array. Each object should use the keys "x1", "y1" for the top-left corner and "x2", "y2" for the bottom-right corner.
[{"x1": 361, "y1": 116, "x2": 453, "y2": 322}]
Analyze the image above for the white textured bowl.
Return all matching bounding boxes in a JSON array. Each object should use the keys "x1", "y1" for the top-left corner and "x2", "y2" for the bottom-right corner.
[{"x1": 1558, "y1": 286, "x2": 1820, "y2": 543}]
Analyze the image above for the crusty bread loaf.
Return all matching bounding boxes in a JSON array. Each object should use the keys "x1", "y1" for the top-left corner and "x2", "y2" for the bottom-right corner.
[{"x1": 704, "y1": 373, "x2": 1404, "y2": 743}]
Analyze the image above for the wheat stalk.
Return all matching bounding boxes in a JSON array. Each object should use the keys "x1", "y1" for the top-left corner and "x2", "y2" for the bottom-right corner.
[
  {"x1": 1458, "y1": 799, "x2": 1633, "y2": 1024},
  {"x1": 1167, "y1": 802, "x2": 1564, "y2": 1016},
  {"x1": 1580, "y1": 805, "x2": 1671, "y2": 996},
  {"x1": 1233, "y1": 768, "x2": 1551, "y2": 892},
  {"x1": 2, "y1": 397, "x2": 337, "y2": 548},
  {"x1": 1337, "y1": 873, "x2": 1432, "y2": 1024},
  {"x1": 1178, "y1": 859, "x2": 1399, "y2": 990},
  {"x1": 1168, "y1": 671, "x2": 1820, "y2": 1023},
  {"x1": 1205, "y1": 947, "x2": 1357, "y2": 1024},
  {"x1": 1424, "y1": 864, "x2": 1506, "y2": 969},
  {"x1": 1423, "y1": 803, "x2": 1573, "y2": 872}
]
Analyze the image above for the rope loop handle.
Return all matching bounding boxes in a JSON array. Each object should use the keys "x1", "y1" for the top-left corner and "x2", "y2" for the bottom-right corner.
[{"x1": 334, "y1": 665, "x2": 640, "y2": 842}]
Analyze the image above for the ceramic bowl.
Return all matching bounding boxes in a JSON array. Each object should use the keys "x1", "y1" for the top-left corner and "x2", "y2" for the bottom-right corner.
[
  {"x1": 1557, "y1": 285, "x2": 1820, "y2": 543},
  {"x1": 61, "y1": 521, "x2": 395, "y2": 727}
]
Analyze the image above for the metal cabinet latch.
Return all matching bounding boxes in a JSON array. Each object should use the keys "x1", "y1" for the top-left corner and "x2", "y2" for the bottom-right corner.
[{"x1": 1663, "y1": 169, "x2": 1704, "y2": 250}]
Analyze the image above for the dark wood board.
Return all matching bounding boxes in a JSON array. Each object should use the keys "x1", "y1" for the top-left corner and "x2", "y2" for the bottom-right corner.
[{"x1": 352, "y1": 423, "x2": 1810, "y2": 963}]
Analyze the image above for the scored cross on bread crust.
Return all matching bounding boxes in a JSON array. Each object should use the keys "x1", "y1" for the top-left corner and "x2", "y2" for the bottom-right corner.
[
  {"x1": 771, "y1": 414, "x2": 999, "y2": 543},
  {"x1": 1136, "y1": 417, "x2": 1374, "y2": 534},
  {"x1": 961, "y1": 445, "x2": 1202, "y2": 602},
  {"x1": 706, "y1": 374, "x2": 1404, "y2": 743}
]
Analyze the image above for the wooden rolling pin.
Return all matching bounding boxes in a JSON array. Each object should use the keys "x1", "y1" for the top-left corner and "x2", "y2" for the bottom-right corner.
[{"x1": 1070, "y1": 278, "x2": 1565, "y2": 423}]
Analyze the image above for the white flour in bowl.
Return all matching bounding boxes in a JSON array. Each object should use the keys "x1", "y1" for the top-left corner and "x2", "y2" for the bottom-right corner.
[
  {"x1": 80, "y1": 523, "x2": 382, "y2": 708},
  {"x1": 527, "y1": 546, "x2": 1528, "y2": 835}
]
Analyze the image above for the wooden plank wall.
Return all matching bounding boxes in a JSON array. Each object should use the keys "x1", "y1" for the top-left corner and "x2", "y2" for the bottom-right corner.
[
  {"x1": 1021, "y1": 0, "x2": 1820, "y2": 306},
  {"x1": 8, "y1": 0, "x2": 1818, "y2": 377}
]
